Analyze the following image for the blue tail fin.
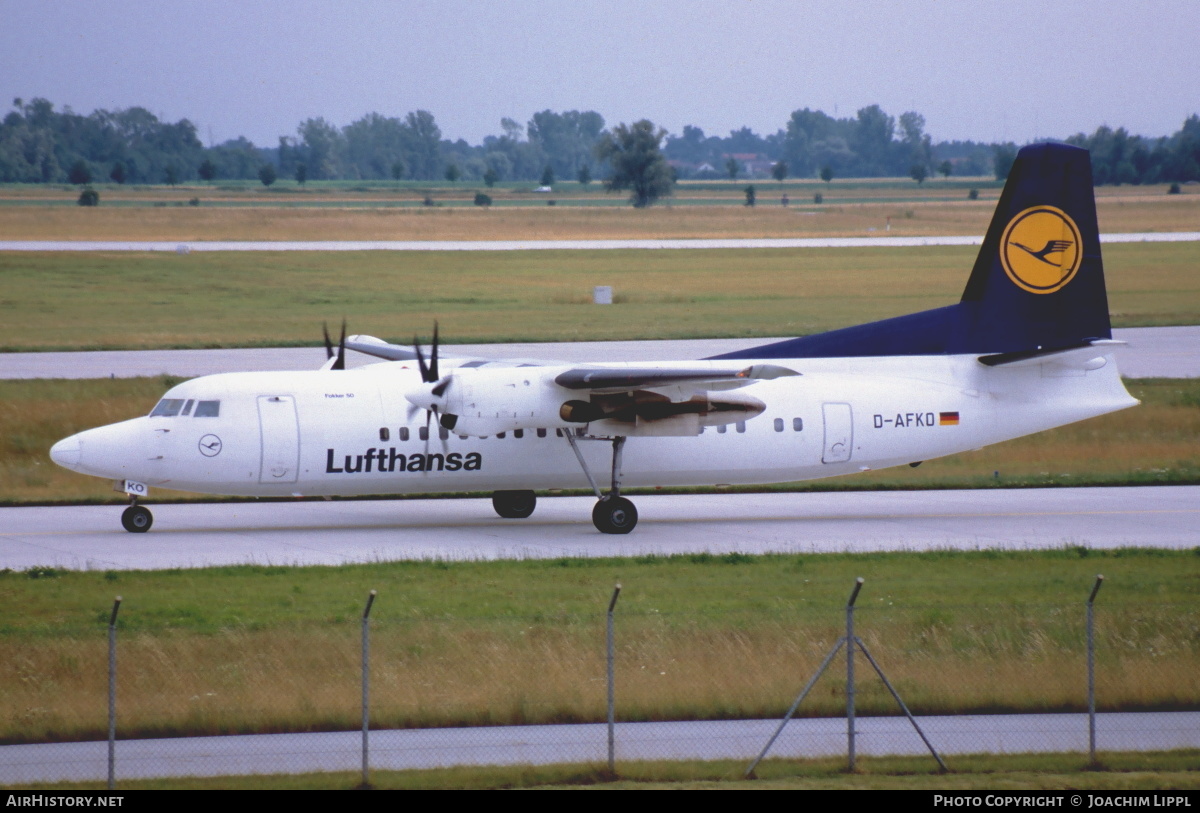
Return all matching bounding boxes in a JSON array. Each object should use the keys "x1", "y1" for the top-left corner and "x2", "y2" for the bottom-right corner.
[
  {"x1": 710, "y1": 142, "x2": 1112, "y2": 361},
  {"x1": 956, "y1": 142, "x2": 1110, "y2": 353}
]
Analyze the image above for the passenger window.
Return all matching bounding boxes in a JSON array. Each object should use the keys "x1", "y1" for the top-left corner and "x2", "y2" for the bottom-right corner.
[
  {"x1": 514, "y1": 429, "x2": 524, "y2": 439},
  {"x1": 439, "y1": 427, "x2": 449, "y2": 440},
  {"x1": 717, "y1": 424, "x2": 727, "y2": 434},
  {"x1": 193, "y1": 400, "x2": 220, "y2": 417},
  {"x1": 537, "y1": 428, "x2": 547, "y2": 438},
  {"x1": 773, "y1": 418, "x2": 783, "y2": 432},
  {"x1": 793, "y1": 418, "x2": 803, "y2": 432},
  {"x1": 399, "y1": 427, "x2": 410, "y2": 441},
  {"x1": 379, "y1": 428, "x2": 390, "y2": 441},
  {"x1": 150, "y1": 399, "x2": 185, "y2": 417},
  {"x1": 419, "y1": 426, "x2": 429, "y2": 441},
  {"x1": 556, "y1": 428, "x2": 563, "y2": 437},
  {"x1": 736, "y1": 421, "x2": 746, "y2": 433}
]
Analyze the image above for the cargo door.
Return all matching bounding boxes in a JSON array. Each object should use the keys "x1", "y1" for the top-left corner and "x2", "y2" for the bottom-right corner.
[
  {"x1": 821, "y1": 402, "x2": 853, "y2": 463},
  {"x1": 258, "y1": 395, "x2": 299, "y2": 483}
]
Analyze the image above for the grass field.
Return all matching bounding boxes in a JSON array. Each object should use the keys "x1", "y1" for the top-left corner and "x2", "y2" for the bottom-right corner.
[
  {"x1": 2, "y1": 377, "x2": 1197, "y2": 504},
  {"x1": 2, "y1": 548, "x2": 1197, "y2": 748},
  {"x1": 1, "y1": 242, "x2": 1197, "y2": 352},
  {"x1": 0, "y1": 177, "x2": 1195, "y2": 241}
]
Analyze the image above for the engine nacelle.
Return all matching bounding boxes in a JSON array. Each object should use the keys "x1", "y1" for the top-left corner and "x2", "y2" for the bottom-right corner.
[
  {"x1": 437, "y1": 367, "x2": 580, "y2": 437},
  {"x1": 414, "y1": 367, "x2": 769, "y2": 438}
]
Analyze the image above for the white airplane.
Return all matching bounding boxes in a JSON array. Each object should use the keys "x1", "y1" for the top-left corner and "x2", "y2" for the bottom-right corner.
[{"x1": 50, "y1": 143, "x2": 1137, "y2": 535}]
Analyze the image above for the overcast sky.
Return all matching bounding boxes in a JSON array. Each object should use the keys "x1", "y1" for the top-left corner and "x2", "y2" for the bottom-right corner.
[{"x1": 2, "y1": 0, "x2": 1196, "y2": 148}]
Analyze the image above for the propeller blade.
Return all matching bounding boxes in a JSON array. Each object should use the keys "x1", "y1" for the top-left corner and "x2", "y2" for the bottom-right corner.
[
  {"x1": 414, "y1": 336, "x2": 431, "y2": 382},
  {"x1": 322, "y1": 322, "x2": 334, "y2": 360},
  {"x1": 334, "y1": 319, "x2": 346, "y2": 371},
  {"x1": 430, "y1": 321, "x2": 439, "y2": 382}
]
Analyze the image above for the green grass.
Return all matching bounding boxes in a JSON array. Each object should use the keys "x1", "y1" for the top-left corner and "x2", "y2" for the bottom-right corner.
[
  {"x1": 5, "y1": 548, "x2": 1196, "y2": 634},
  {"x1": 1, "y1": 242, "x2": 1197, "y2": 351},
  {"x1": 2, "y1": 549, "x2": 1197, "y2": 746}
]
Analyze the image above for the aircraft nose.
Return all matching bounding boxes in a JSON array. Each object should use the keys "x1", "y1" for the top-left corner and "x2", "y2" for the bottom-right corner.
[{"x1": 49, "y1": 434, "x2": 83, "y2": 470}]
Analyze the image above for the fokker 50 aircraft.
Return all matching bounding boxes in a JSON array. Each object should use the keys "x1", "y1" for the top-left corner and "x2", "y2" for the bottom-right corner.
[{"x1": 51, "y1": 143, "x2": 1137, "y2": 534}]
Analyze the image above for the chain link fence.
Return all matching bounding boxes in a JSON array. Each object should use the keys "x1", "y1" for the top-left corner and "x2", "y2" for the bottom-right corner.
[{"x1": 2, "y1": 580, "x2": 1198, "y2": 786}]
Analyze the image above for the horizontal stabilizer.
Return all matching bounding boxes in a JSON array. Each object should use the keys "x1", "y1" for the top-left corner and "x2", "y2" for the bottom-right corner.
[{"x1": 977, "y1": 339, "x2": 1124, "y2": 368}]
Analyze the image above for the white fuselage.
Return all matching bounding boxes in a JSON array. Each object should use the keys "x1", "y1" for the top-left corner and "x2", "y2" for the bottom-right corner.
[{"x1": 50, "y1": 353, "x2": 1138, "y2": 498}]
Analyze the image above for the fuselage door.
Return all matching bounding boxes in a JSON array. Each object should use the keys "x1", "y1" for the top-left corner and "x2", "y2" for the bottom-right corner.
[
  {"x1": 821, "y1": 402, "x2": 853, "y2": 463},
  {"x1": 258, "y1": 395, "x2": 300, "y2": 483}
]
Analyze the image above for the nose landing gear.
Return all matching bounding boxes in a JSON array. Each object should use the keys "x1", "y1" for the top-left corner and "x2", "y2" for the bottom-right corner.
[{"x1": 121, "y1": 498, "x2": 153, "y2": 533}]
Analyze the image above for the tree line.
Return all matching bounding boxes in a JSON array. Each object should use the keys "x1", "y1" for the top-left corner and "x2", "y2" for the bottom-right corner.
[{"x1": 2, "y1": 96, "x2": 1197, "y2": 191}]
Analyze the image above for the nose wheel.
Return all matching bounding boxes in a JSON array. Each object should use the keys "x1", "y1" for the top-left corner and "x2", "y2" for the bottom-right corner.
[{"x1": 121, "y1": 503, "x2": 153, "y2": 533}]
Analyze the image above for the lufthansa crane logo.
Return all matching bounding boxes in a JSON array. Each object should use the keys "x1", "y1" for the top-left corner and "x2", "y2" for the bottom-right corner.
[
  {"x1": 999, "y1": 205, "x2": 1082, "y2": 294},
  {"x1": 198, "y1": 434, "x2": 223, "y2": 457}
]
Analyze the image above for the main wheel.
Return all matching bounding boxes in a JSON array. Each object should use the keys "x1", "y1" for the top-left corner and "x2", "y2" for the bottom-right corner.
[
  {"x1": 121, "y1": 505, "x2": 153, "y2": 533},
  {"x1": 592, "y1": 496, "x2": 638, "y2": 534},
  {"x1": 492, "y1": 489, "x2": 537, "y2": 519}
]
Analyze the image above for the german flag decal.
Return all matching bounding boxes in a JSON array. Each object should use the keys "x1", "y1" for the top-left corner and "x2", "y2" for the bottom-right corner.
[{"x1": 939, "y1": 412, "x2": 960, "y2": 426}]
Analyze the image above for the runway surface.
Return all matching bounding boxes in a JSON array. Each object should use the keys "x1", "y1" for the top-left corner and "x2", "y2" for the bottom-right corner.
[
  {"x1": 4, "y1": 712, "x2": 1196, "y2": 783},
  {"x1": 1, "y1": 231, "x2": 1197, "y2": 252},
  {"x1": 2, "y1": 326, "x2": 1197, "y2": 379},
  {"x1": 3, "y1": 487, "x2": 1196, "y2": 572}
]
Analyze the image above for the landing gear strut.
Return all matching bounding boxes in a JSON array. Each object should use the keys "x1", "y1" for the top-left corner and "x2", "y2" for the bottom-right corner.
[
  {"x1": 121, "y1": 498, "x2": 153, "y2": 533},
  {"x1": 492, "y1": 489, "x2": 537, "y2": 519},
  {"x1": 566, "y1": 433, "x2": 638, "y2": 534}
]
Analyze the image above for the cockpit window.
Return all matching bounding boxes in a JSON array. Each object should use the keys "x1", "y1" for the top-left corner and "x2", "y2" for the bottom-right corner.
[
  {"x1": 149, "y1": 399, "x2": 186, "y2": 417},
  {"x1": 150, "y1": 399, "x2": 220, "y2": 417}
]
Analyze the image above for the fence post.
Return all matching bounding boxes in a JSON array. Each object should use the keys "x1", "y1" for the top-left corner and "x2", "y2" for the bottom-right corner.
[
  {"x1": 846, "y1": 578, "x2": 864, "y2": 771},
  {"x1": 361, "y1": 589, "x2": 377, "y2": 788},
  {"x1": 607, "y1": 583, "x2": 622, "y2": 774},
  {"x1": 107, "y1": 596, "x2": 121, "y2": 791},
  {"x1": 1087, "y1": 575, "x2": 1104, "y2": 765}
]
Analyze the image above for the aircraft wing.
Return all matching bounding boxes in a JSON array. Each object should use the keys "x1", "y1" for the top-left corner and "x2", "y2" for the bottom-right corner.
[
  {"x1": 344, "y1": 335, "x2": 429, "y2": 362},
  {"x1": 345, "y1": 334, "x2": 554, "y2": 367},
  {"x1": 554, "y1": 363, "x2": 798, "y2": 394}
]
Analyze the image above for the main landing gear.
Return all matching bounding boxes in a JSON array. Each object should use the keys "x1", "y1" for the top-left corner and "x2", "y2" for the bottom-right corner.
[
  {"x1": 492, "y1": 489, "x2": 537, "y2": 519},
  {"x1": 566, "y1": 433, "x2": 638, "y2": 534},
  {"x1": 121, "y1": 498, "x2": 153, "y2": 533}
]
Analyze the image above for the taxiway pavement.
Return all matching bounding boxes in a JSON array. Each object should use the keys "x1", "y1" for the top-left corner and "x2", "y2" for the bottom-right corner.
[
  {"x1": 5, "y1": 712, "x2": 1197, "y2": 783},
  {"x1": 3, "y1": 486, "x2": 1196, "y2": 572}
]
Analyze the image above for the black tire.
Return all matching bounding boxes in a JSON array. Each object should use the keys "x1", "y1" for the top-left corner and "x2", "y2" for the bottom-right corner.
[
  {"x1": 592, "y1": 496, "x2": 638, "y2": 534},
  {"x1": 492, "y1": 489, "x2": 537, "y2": 519},
  {"x1": 121, "y1": 505, "x2": 153, "y2": 533}
]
